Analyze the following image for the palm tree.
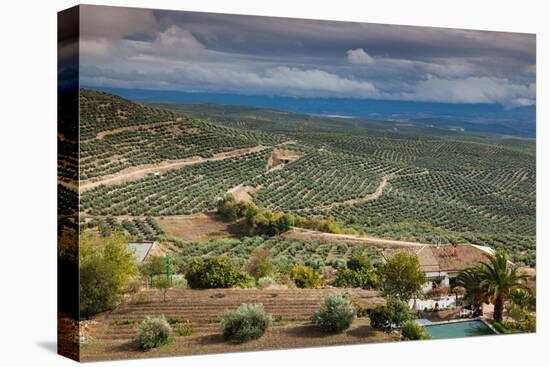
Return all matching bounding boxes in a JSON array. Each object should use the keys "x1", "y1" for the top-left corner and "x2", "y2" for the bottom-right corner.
[
  {"x1": 477, "y1": 252, "x2": 528, "y2": 322},
  {"x1": 456, "y1": 266, "x2": 486, "y2": 316}
]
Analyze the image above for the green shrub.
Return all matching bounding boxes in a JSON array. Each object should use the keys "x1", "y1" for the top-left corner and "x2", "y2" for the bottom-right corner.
[
  {"x1": 312, "y1": 294, "x2": 356, "y2": 332},
  {"x1": 220, "y1": 303, "x2": 271, "y2": 342},
  {"x1": 348, "y1": 296, "x2": 369, "y2": 318},
  {"x1": 401, "y1": 320, "x2": 431, "y2": 340},
  {"x1": 186, "y1": 257, "x2": 252, "y2": 289},
  {"x1": 347, "y1": 255, "x2": 371, "y2": 272},
  {"x1": 247, "y1": 248, "x2": 274, "y2": 279},
  {"x1": 369, "y1": 297, "x2": 412, "y2": 330},
  {"x1": 257, "y1": 276, "x2": 277, "y2": 289},
  {"x1": 166, "y1": 316, "x2": 185, "y2": 324},
  {"x1": 172, "y1": 277, "x2": 188, "y2": 289},
  {"x1": 112, "y1": 319, "x2": 137, "y2": 326},
  {"x1": 175, "y1": 320, "x2": 194, "y2": 337},
  {"x1": 333, "y1": 255, "x2": 379, "y2": 288},
  {"x1": 290, "y1": 265, "x2": 322, "y2": 288},
  {"x1": 136, "y1": 316, "x2": 172, "y2": 351}
]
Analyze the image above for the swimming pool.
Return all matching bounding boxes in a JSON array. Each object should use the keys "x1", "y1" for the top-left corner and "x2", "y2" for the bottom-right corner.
[{"x1": 424, "y1": 320, "x2": 496, "y2": 339}]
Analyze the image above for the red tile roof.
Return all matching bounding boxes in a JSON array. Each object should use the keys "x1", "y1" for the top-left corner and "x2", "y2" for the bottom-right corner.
[{"x1": 383, "y1": 244, "x2": 495, "y2": 273}]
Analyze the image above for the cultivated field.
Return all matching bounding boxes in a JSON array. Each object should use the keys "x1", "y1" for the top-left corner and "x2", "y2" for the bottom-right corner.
[
  {"x1": 71, "y1": 89, "x2": 535, "y2": 265},
  {"x1": 82, "y1": 288, "x2": 390, "y2": 361}
]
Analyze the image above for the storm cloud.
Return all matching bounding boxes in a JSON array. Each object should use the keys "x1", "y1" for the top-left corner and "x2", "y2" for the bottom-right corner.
[{"x1": 79, "y1": 5, "x2": 536, "y2": 107}]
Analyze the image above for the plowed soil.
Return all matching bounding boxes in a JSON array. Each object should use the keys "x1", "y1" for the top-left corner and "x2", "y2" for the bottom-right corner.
[{"x1": 81, "y1": 288, "x2": 391, "y2": 361}]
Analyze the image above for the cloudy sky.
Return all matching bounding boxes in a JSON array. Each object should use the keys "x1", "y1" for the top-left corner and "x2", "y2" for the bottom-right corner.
[{"x1": 79, "y1": 5, "x2": 536, "y2": 107}]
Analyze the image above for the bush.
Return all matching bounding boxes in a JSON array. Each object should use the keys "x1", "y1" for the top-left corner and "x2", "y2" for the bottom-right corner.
[
  {"x1": 186, "y1": 257, "x2": 252, "y2": 289},
  {"x1": 333, "y1": 255, "x2": 379, "y2": 289},
  {"x1": 347, "y1": 255, "x2": 371, "y2": 272},
  {"x1": 217, "y1": 193, "x2": 240, "y2": 221},
  {"x1": 290, "y1": 265, "x2": 322, "y2": 288},
  {"x1": 257, "y1": 276, "x2": 277, "y2": 289},
  {"x1": 401, "y1": 320, "x2": 431, "y2": 340},
  {"x1": 174, "y1": 320, "x2": 194, "y2": 337},
  {"x1": 79, "y1": 233, "x2": 138, "y2": 318},
  {"x1": 172, "y1": 276, "x2": 188, "y2": 289},
  {"x1": 312, "y1": 294, "x2": 356, "y2": 332},
  {"x1": 369, "y1": 297, "x2": 412, "y2": 330},
  {"x1": 220, "y1": 304, "x2": 271, "y2": 342},
  {"x1": 348, "y1": 296, "x2": 369, "y2": 318},
  {"x1": 247, "y1": 248, "x2": 274, "y2": 279},
  {"x1": 136, "y1": 316, "x2": 172, "y2": 350}
]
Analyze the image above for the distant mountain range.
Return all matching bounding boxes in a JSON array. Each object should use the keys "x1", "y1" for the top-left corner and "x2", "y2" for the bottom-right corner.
[{"x1": 88, "y1": 86, "x2": 536, "y2": 138}]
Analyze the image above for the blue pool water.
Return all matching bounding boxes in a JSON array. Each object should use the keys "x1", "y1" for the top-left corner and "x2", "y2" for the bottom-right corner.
[{"x1": 424, "y1": 320, "x2": 496, "y2": 339}]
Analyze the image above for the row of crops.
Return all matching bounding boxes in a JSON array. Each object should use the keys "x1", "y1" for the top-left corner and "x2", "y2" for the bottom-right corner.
[
  {"x1": 251, "y1": 149, "x2": 420, "y2": 211},
  {"x1": 79, "y1": 89, "x2": 181, "y2": 140},
  {"x1": 79, "y1": 89, "x2": 284, "y2": 179},
  {"x1": 77, "y1": 91, "x2": 536, "y2": 265},
  {"x1": 175, "y1": 236, "x2": 384, "y2": 271},
  {"x1": 81, "y1": 150, "x2": 271, "y2": 216},
  {"x1": 79, "y1": 120, "x2": 282, "y2": 179},
  {"x1": 58, "y1": 139, "x2": 78, "y2": 180},
  {"x1": 83, "y1": 216, "x2": 165, "y2": 242}
]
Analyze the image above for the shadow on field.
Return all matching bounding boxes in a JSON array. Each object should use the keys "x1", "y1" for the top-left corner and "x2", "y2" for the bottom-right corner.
[
  {"x1": 195, "y1": 333, "x2": 227, "y2": 345},
  {"x1": 347, "y1": 325, "x2": 378, "y2": 338},
  {"x1": 284, "y1": 324, "x2": 331, "y2": 339},
  {"x1": 107, "y1": 340, "x2": 139, "y2": 353}
]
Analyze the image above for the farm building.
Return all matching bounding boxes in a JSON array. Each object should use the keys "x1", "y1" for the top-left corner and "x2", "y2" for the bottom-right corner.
[
  {"x1": 127, "y1": 242, "x2": 154, "y2": 263},
  {"x1": 383, "y1": 243, "x2": 497, "y2": 293}
]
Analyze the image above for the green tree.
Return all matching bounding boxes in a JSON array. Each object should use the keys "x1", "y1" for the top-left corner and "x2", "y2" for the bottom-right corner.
[
  {"x1": 369, "y1": 297, "x2": 413, "y2": 330},
  {"x1": 154, "y1": 277, "x2": 171, "y2": 302},
  {"x1": 380, "y1": 252, "x2": 425, "y2": 301},
  {"x1": 140, "y1": 256, "x2": 165, "y2": 287},
  {"x1": 456, "y1": 266, "x2": 486, "y2": 315},
  {"x1": 246, "y1": 247, "x2": 274, "y2": 280},
  {"x1": 290, "y1": 265, "x2": 322, "y2": 288},
  {"x1": 333, "y1": 255, "x2": 379, "y2": 289},
  {"x1": 79, "y1": 232, "x2": 138, "y2": 318},
  {"x1": 477, "y1": 252, "x2": 528, "y2": 322},
  {"x1": 186, "y1": 256, "x2": 251, "y2": 289},
  {"x1": 216, "y1": 193, "x2": 240, "y2": 221}
]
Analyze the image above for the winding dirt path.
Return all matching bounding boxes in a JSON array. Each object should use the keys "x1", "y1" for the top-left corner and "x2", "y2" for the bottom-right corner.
[
  {"x1": 284, "y1": 227, "x2": 429, "y2": 248},
  {"x1": 64, "y1": 145, "x2": 268, "y2": 193},
  {"x1": 312, "y1": 170, "x2": 429, "y2": 210}
]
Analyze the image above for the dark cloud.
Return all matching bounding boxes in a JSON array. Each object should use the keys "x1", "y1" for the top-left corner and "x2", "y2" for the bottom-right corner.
[{"x1": 79, "y1": 5, "x2": 536, "y2": 107}]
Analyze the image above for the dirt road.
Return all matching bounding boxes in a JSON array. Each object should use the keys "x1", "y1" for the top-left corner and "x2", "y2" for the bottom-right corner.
[
  {"x1": 313, "y1": 170, "x2": 429, "y2": 210},
  {"x1": 284, "y1": 227, "x2": 430, "y2": 248},
  {"x1": 72, "y1": 145, "x2": 268, "y2": 193}
]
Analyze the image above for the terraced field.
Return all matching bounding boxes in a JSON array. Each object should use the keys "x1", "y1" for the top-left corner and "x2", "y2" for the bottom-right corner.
[
  {"x1": 102, "y1": 288, "x2": 383, "y2": 338},
  {"x1": 82, "y1": 288, "x2": 389, "y2": 361}
]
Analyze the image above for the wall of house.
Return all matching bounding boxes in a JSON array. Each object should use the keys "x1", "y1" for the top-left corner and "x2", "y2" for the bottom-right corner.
[{"x1": 422, "y1": 271, "x2": 450, "y2": 293}]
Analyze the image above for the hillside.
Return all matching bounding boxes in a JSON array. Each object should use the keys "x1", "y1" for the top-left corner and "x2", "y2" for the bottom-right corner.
[{"x1": 77, "y1": 89, "x2": 536, "y2": 266}]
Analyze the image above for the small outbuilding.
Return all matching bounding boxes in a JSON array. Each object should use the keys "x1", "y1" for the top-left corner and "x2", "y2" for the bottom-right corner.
[{"x1": 127, "y1": 242, "x2": 154, "y2": 263}]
